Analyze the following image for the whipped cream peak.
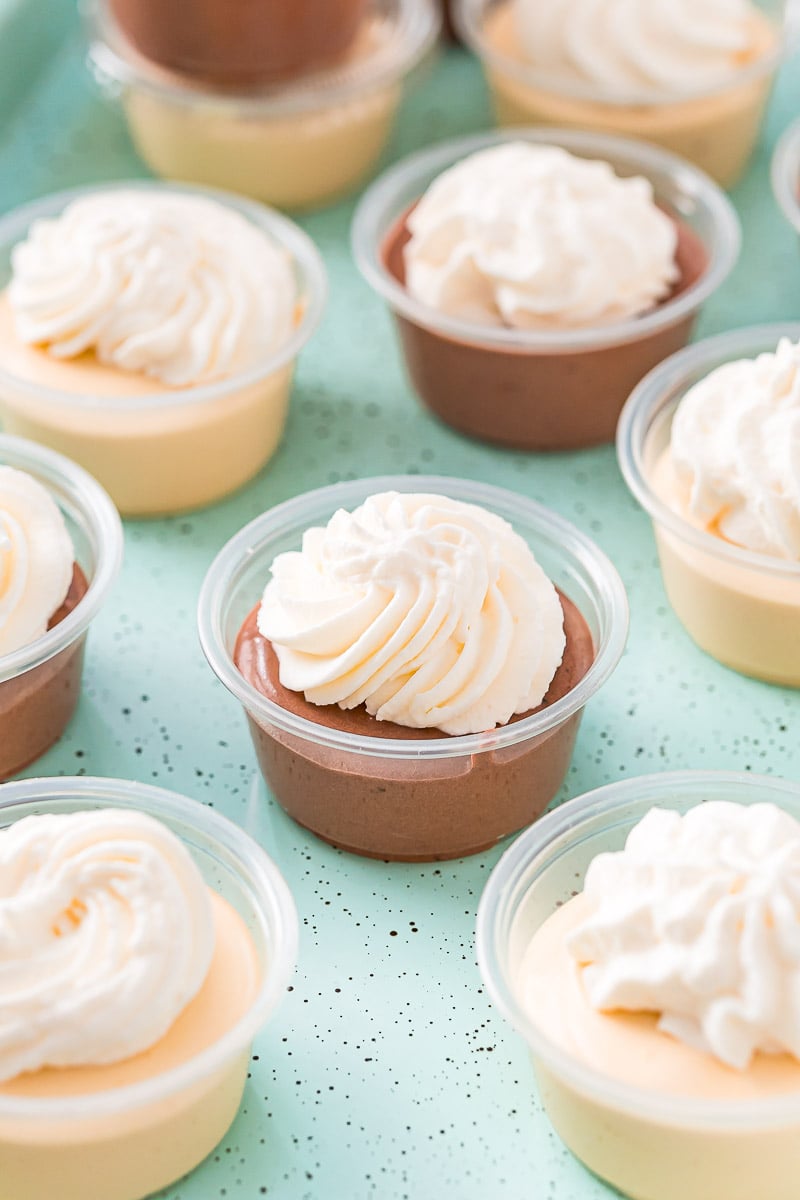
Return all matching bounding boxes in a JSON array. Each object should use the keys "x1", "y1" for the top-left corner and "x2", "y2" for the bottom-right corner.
[
  {"x1": 0, "y1": 808, "x2": 215, "y2": 1082},
  {"x1": 568, "y1": 801, "x2": 800, "y2": 1070},
  {"x1": 257, "y1": 491, "x2": 567, "y2": 735},
  {"x1": 0, "y1": 466, "x2": 74, "y2": 658},
  {"x1": 513, "y1": 0, "x2": 770, "y2": 98},
  {"x1": 670, "y1": 336, "x2": 800, "y2": 560},
  {"x1": 404, "y1": 143, "x2": 679, "y2": 330},
  {"x1": 8, "y1": 191, "x2": 297, "y2": 388}
]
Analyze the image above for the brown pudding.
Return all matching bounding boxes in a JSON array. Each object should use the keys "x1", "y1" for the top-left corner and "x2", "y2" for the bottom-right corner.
[
  {"x1": 111, "y1": 0, "x2": 369, "y2": 84},
  {"x1": 0, "y1": 565, "x2": 89, "y2": 780},
  {"x1": 381, "y1": 207, "x2": 709, "y2": 451},
  {"x1": 233, "y1": 590, "x2": 595, "y2": 860}
]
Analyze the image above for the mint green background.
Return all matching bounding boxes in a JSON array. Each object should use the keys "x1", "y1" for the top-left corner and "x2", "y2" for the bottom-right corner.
[{"x1": 1, "y1": 5, "x2": 799, "y2": 1197}]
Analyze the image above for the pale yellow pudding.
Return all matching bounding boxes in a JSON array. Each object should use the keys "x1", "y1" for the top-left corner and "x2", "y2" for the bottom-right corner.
[
  {"x1": 0, "y1": 891, "x2": 260, "y2": 1200},
  {"x1": 509, "y1": 797, "x2": 800, "y2": 1200},
  {"x1": 649, "y1": 445, "x2": 800, "y2": 684},
  {"x1": 88, "y1": 0, "x2": 440, "y2": 212},
  {"x1": 468, "y1": 0, "x2": 780, "y2": 187},
  {"x1": 0, "y1": 294, "x2": 294, "y2": 518}
]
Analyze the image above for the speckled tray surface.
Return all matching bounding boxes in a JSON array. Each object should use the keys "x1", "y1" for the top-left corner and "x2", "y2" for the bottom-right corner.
[{"x1": 1, "y1": 4, "x2": 799, "y2": 1197}]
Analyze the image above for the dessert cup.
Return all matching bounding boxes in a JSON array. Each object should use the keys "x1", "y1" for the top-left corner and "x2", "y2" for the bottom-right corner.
[
  {"x1": 455, "y1": 0, "x2": 795, "y2": 188},
  {"x1": 771, "y1": 116, "x2": 800, "y2": 236},
  {"x1": 111, "y1": 0, "x2": 369, "y2": 85},
  {"x1": 0, "y1": 436, "x2": 122, "y2": 780},
  {"x1": 0, "y1": 775, "x2": 298, "y2": 1200},
  {"x1": 87, "y1": 0, "x2": 440, "y2": 212},
  {"x1": 198, "y1": 475, "x2": 628, "y2": 862},
  {"x1": 477, "y1": 769, "x2": 800, "y2": 1200},
  {"x1": 617, "y1": 323, "x2": 800, "y2": 686},
  {"x1": 0, "y1": 182, "x2": 326, "y2": 517},
  {"x1": 353, "y1": 129, "x2": 739, "y2": 451}
]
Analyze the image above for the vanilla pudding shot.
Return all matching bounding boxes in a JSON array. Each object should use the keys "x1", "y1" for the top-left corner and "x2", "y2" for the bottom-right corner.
[
  {"x1": 618, "y1": 324, "x2": 800, "y2": 685},
  {"x1": 87, "y1": 0, "x2": 440, "y2": 211},
  {"x1": 0, "y1": 777, "x2": 298, "y2": 1200},
  {"x1": 478, "y1": 771, "x2": 800, "y2": 1200},
  {"x1": 456, "y1": 0, "x2": 792, "y2": 186},
  {"x1": 0, "y1": 183, "x2": 326, "y2": 516}
]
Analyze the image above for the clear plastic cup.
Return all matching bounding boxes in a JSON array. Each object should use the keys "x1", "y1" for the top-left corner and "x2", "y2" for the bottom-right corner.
[
  {"x1": 197, "y1": 474, "x2": 628, "y2": 861},
  {"x1": 772, "y1": 116, "x2": 800, "y2": 235},
  {"x1": 477, "y1": 769, "x2": 800, "y2": 1200},
  {"x1": 352, "y1": 128, "x2": 740, "y2": 451},
  {"x1": 86, "y1": 0, "x2": 440, "y2": 212},
  {"x1": 0, "y1": 435, "x2": 122, "y2": 779},
  {"x1": 455, "y1": 0, "x2": 796, "y2": 188},
  {"x1": 0, "y1": 776, "x2": 298, "y2": 1200},
  {"x1": 617, "y1": 323, "x2": 800, "y2": 686},
  {"x1": 0, "y1": 182, "x2": 326, "y2": 517}
]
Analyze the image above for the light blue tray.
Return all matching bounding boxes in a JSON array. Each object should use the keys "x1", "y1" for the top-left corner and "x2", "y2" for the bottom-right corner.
[{"x1": 1, "y1": 4, "x2": 799, "y2": 1197}]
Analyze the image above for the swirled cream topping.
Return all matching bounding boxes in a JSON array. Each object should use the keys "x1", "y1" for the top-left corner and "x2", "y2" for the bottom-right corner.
[
  {"x1": 568, "y1": 801, "x2": 800, "y2": 1070},
  {"x1": 8, "y1": 191, "x2": 297, "y2": 388},
  {"x1": 257, "y1": 491, "x2": 566, "y2": 735},
  {"x1": 512, "y1": 0, "x2": 771, "y2": 97},
  {"x1": 668, "y1": 337, "x2": 800, "y2": 560},
  {"x1": 403, "y1": 143, "x2": 679, "y2": 329},
  {"x1": 0, "y1": 808, "x2": 214, "y2": 1082},
  {"x1": 0, "y1": 467, "x2": 74, "y2": 658}
]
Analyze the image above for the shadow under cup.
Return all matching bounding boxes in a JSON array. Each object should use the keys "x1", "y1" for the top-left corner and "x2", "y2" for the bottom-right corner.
[{"x1": 198, "y1": 475, "x2": 628, "y2": 861}]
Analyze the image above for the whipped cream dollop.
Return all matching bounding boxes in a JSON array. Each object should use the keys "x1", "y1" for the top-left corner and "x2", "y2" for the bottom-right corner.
[
  {"x1": 568, "y1": 801, "x2": 800, "y2": 1070},
  {"x1": 404, "y1": 143, "x2": 679, "y2": 329},
  {"x1": 512, "y1": 0, "x2": 769, "y2": 97},
  {"x1": 257, "y1": 491, "x2": 566, "y2": 735},
  {"x1": 8, "y1": 191, "x2": 297, "y2": 387},
  {"x1": 0, "y1": 467, "x2": 74, "y2": 658},
  {"x1": 0, "y1": 808, "x2": 215, "y2": 1082},
  {"x1": 669, "y1": 337, "x2": 800, "y2": 560}
]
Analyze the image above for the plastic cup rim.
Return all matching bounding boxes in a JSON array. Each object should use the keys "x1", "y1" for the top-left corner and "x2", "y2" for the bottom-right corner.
[
  {"x1": 616, "y1": 321, "x2": 800, "y2": 580},
  {"x1": 0, "y1": 776, "x2": 299, "y2": 1120},
  {"x1": 351, "y1": 126, "x2": 741, "y2": 353},
  {"x1": 197, "y1": 473, "x2": 629, "y2": 760},
  {"x1": 85, "y1": 0, "x2": 441, "y2": 115},
  {"x1": 476, "y1": 768, "x2": 800, "y2": 1129},
  {"x1": 454, "y1": 0, "x2": 796, "y2": 107},
  {"x1": 0, "y1": 180, "x2": 328, "y2": 411},
  {"x1": 0, "y1": 434, "x2": 123, "y2": 683}
]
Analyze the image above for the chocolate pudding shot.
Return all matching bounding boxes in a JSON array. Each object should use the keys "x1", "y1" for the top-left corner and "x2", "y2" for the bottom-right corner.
[
  {"x1": 112, "y1": 0, "x2": 369, "y2": 84},
  {"x1": 353, "y1": 129, "x2": 740, "y2": 450},
  {"x1": 88, "y1": 0, "x2": 440, "y2": 212},
  {"x1": 198, "y1": 476, "x2": 628, "y2": 861},
  {"x1": 0, "y1": 436, "x2": 122, "y2": 779}
]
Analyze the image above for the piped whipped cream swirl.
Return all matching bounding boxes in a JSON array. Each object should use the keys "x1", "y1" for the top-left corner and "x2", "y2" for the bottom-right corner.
[
  {"x1": 8, "y1": 191, "x2": 296, "y2": 387},
  {"x1": 669, "y1": 337, "x2": 800, "y2": 560},
  {"x1": 0, "y1": 809, "x2": 214, "y2": 1082},
  {"x1": 404, "y1": 144, "x2": 679, "y2": 329},
  {"x1": 512, "y1": 0, "x2": 770, "y2": 98},
  {"x1": 569, "y1": 801, "x2": 800, "y2": 1070},
  {"x1": 0, "y1": 467, "x2": 74, "y2": 658},
  {"x1": 258, "y1": 491, "x2": 566, "y2": 735}
]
